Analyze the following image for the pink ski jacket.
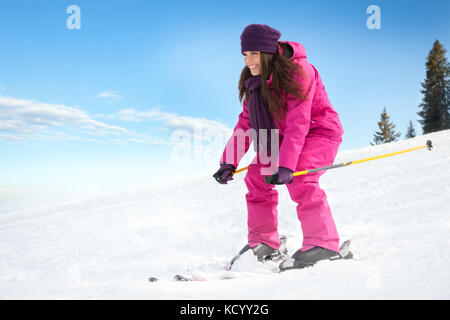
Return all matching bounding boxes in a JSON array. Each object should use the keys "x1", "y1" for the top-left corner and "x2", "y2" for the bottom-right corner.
[{"x1": 221, "y1": 41, "x2": 344, "y2": 172}]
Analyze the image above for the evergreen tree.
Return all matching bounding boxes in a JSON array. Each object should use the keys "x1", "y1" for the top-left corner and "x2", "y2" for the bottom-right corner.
[
  {"x1": 417, "y1": 40, "x2": 450, "y2": 133},
  {"x1": 405, "y1": 119, "x2": 416, "y2": 139},
  {"x1": 372, "y1": 107, "x2": 401, "y2": 145}
]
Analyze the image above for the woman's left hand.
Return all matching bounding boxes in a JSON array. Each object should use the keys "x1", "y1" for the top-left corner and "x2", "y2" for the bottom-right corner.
[{"x1": 264, "y1": 166, "x2": 294, "y2": 185}]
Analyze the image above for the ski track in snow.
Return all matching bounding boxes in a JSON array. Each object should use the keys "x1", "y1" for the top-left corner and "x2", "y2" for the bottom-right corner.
[{"x1": 0, "y1": 130, "x2": 449, "y2": 299}]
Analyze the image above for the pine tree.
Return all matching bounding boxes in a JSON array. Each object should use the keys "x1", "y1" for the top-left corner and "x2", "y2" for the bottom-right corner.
[
  {"x1": 417, "y1": 40, "x2": 450, "y2": 133},
  {"x1": 405, "y1": 119, "x2": 416, "y2": 139},
  {"x1": 372, "y1": 107, "x2": 401, "y2": 145}
]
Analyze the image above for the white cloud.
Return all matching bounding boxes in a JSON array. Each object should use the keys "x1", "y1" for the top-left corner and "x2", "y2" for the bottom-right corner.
[
  {"x1": 0, "y1": 134, "x2": 24, "y2": 142},
  {"x1": 94, "y1": 91, "x2": 122, "y2": 99},
  {"x1": 109, "y1": 107, "x2": 233, "y2": 139},
  {"x1": 0, "y1": 95, "x2": 233, "y2": 148},
  {"x1": 0, "y1": 95, "x2": 129, "y2": 138}
]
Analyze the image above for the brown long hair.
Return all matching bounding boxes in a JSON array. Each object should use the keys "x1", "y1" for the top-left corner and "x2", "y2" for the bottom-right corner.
[{"x1": 238, "y1": 42, "x2": 307, "y2": 120}]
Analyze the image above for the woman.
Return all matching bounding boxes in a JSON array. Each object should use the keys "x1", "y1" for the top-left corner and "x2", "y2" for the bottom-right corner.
[{"x1": 213, "y1": 24, "x2": 345, "y2": 270}]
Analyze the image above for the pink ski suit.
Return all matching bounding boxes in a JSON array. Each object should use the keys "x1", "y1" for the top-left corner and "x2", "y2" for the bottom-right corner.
[{"x1": 221, "y1": 41, "x2": 344, "y2": 252}]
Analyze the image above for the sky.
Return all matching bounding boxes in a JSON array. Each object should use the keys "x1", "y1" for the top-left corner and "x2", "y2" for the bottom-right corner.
[{"x1": 1, "y1": 0, "x2": 449, "y2": 213}]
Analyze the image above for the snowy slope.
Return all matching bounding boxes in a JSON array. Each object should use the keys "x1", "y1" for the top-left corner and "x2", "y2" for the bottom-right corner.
[{"x1": 1, "y1": 130, "x2": 449, "y2": 299}]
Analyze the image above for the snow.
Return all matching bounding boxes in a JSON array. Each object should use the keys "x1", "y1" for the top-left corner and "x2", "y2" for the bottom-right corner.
[{"x1": 1, "y1": 130, "x2": 449, "y2": 299}]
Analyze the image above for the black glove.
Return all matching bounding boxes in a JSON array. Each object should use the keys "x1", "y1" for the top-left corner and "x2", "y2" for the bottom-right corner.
[
  {"x1": 264, "y1": 167, "x2": 294, "y2": 185},
  {"x1": 213, "y1": 163, "x2": 236, "y2": 184}
]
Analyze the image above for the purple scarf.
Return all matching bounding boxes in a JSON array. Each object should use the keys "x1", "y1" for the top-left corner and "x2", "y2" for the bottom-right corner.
[{"x1": 244, "y1": 75, "x2": 276, "y2": 154}]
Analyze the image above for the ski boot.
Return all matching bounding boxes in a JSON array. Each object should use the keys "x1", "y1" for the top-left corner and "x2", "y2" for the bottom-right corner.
[
  {"x1": 228, "y1": 235, "x2": 288, "y2": 269},
  {"x1": 279, "y1": 240, "x2": 353, "y2": 271}
]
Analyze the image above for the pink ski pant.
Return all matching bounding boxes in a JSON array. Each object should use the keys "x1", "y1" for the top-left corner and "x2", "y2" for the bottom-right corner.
[{"x1": 244, "y1": 135, "x2": 341, "y2": 252}]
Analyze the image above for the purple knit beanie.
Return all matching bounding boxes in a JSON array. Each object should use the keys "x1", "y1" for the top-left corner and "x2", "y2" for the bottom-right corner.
[{"x1": 240, "y1": 24, "x2": 281, "y2": 54}]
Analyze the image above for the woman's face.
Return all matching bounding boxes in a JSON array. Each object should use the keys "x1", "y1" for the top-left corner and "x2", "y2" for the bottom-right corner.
[{"x1": 243, "y1": 51, "x2": 261, "y2": 76}]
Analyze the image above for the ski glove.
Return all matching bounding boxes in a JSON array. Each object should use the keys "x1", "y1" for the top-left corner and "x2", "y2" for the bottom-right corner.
[
  {"x1": 264, "y1": 166, "x2": 294, "y2": 185},
  {"x1": 213, "y1": 163, "x2": 236, "y2": 184}
]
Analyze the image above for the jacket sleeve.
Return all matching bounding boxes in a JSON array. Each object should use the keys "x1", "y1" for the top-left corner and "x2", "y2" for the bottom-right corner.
[
  {"x1": 220, "y1": 99, "x2": 253, "y2": 168},
  {"x1": 277, "y1": 61, "x2": 316, "y2": 171}
]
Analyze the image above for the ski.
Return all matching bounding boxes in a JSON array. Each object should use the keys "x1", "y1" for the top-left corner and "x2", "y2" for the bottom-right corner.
[
  {"x1": 148, "y1": 239, "x2": 353, "y2": 283},
  {"x1": 149, "y1": 272, "x2": 235, "y2": 282},
  {"x1": 174, "y1": 274, "x2": 193, "y2": 281}
]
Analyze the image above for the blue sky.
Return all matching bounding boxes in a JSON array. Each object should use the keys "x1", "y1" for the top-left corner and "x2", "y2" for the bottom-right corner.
[{"x1": 1, "y1": 0, "x2": 449, "y2": 213}]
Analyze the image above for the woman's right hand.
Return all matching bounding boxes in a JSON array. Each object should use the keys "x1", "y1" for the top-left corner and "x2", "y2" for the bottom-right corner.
[{"x1": 213, "y1": 163, "x2": 236, "y2": 184}]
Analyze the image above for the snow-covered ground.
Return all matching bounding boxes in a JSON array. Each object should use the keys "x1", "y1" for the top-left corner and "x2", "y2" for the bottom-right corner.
[{"x1": 1, "y1": 130, "x2": 449, "y2": 299}]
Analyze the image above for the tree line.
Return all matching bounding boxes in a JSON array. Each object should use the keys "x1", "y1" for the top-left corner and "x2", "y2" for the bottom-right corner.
[{"x1": 372, "y1": 40, "x2": 450, "y2": 145}]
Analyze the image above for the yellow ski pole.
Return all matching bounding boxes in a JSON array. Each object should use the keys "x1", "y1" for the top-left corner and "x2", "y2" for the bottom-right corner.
[{"x1": 232, "y1": 140, "x2": 433, "y2": 177}]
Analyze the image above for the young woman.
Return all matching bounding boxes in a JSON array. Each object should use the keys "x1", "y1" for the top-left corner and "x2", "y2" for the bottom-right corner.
[{"x1": 213, "y1": 24, "x2": 345, "y2": 270}]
